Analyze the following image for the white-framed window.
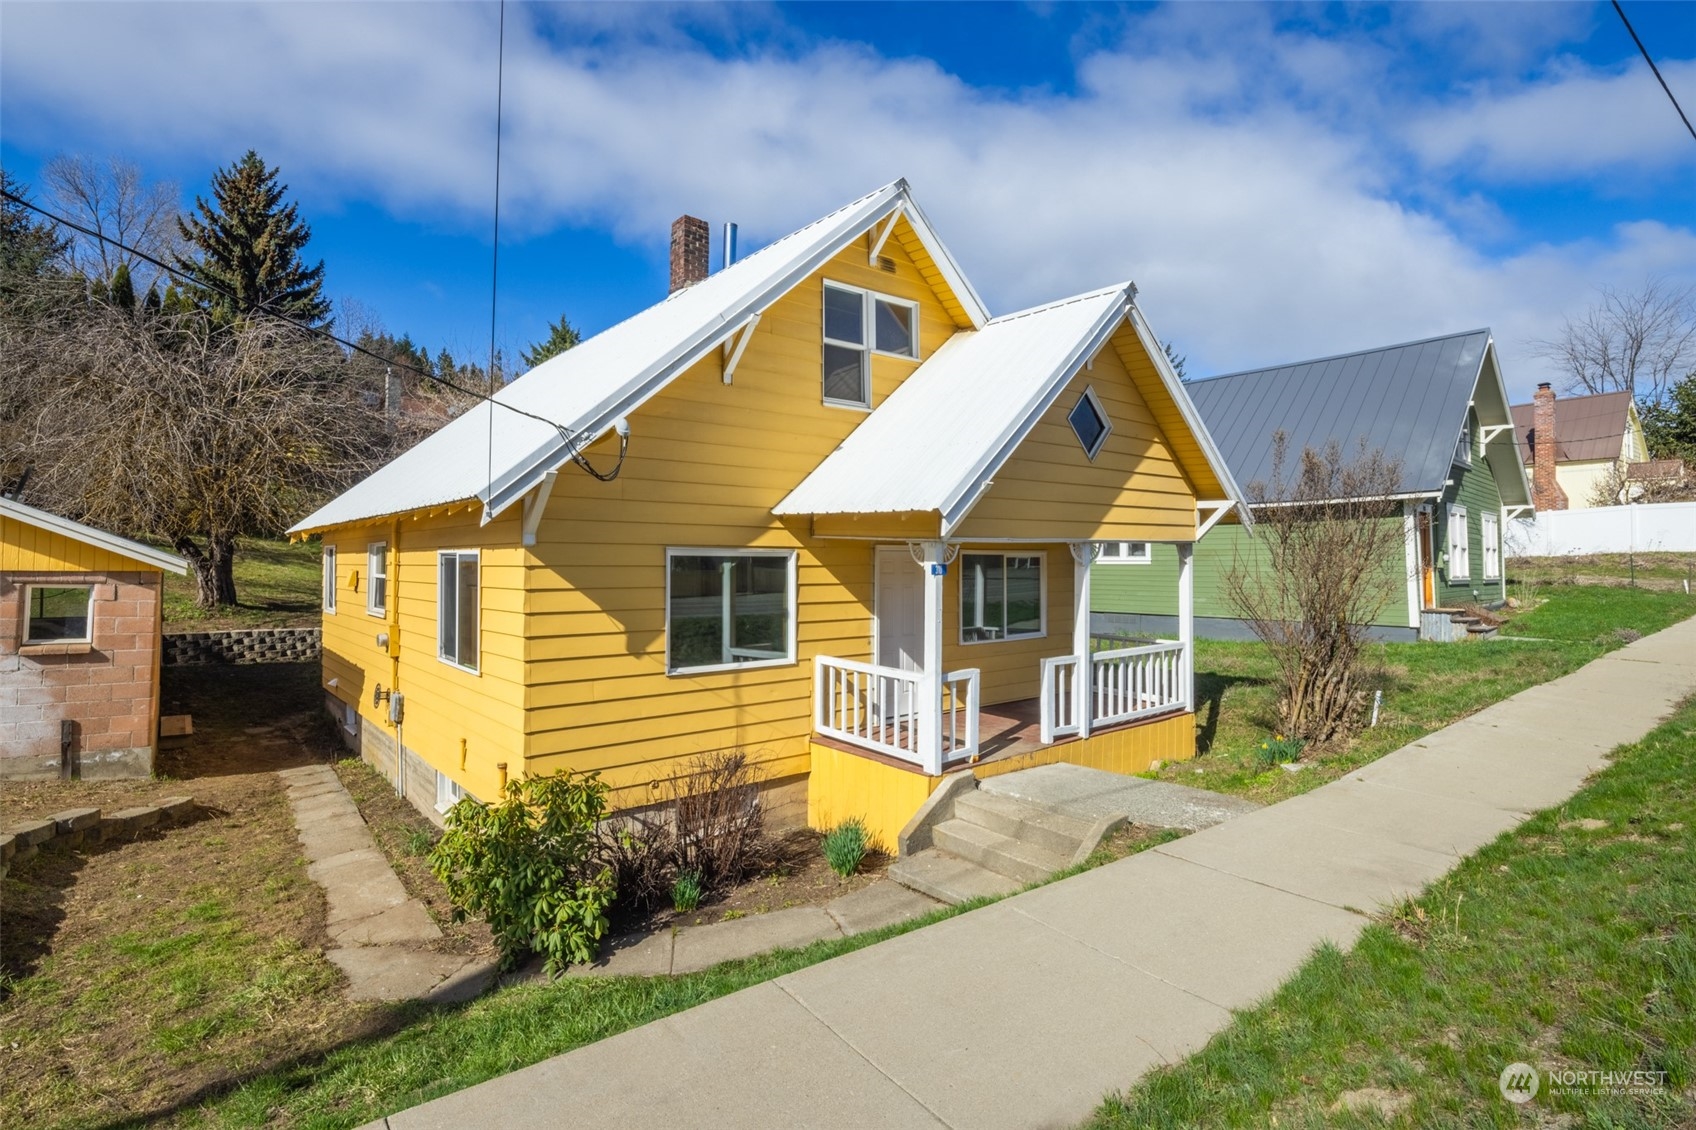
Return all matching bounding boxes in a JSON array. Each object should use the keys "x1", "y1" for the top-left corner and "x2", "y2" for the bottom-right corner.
[
  {"x1": 1096, "y1": 541, "x2": 1151, "y2": 565},
  {"x1": 1454, "y1": 420, "x2": 1473, "y2": 468},
  {"x1": 821, "y1": 280, "x2": 919, "y2": 409},
  {"x1": 24, "y1": 585, "x2": 94, "y2": 644},
  {"x1": 665, "y1": 548, "x2": 798, "y2": 674},
  {"x1": 1446, "y1": 505, "x2": 1470, "y2": 581},
  {"x1": 437, "y1": 550, "x2": 480, "y2": 673},
  {"x1": 367, "y1": 542, "x2": 388, "y2": 616},
  {"x1": 1481, "y1": 512, "x2": 1501, "y2": 581},
  {"x1": 435, "y1": 770, "x2": 467, "y2": 814},
  {"x1": 1068, "y1": 386, "x2": 1113, "y2": 460},
  {"x1": 322, "y1": 547, "x2": 337, "y2": 614},
  {"x1": 960, "y1": 552, "x2": 1046, "y2": 644}
]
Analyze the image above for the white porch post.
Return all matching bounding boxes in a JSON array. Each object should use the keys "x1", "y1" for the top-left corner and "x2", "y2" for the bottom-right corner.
[
  {"x1": 1177, "y1": 542, "x2": 1195, "y2": 712},
  {"x1": 916, "y1": 540, "x2": 947, "y2": 775},
  {"x1": 1070, "y1": 542, "x2": 1098, "y2": 739}
]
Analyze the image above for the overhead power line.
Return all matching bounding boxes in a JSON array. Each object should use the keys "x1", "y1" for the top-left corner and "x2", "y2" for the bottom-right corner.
[
  {"x1": 1612, "y1": 0, "x2": 1696, "y2": 142},
  {"x1": 0, "y1": 187, "x2": 626, "y2": 471}
]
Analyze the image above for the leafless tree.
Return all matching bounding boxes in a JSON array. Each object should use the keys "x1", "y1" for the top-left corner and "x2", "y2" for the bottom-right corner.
[
  {"x1": 1223, "y1": 434, "x2": 1407, "y2": 745},
  {"x1": 42, "y1": 155, "x2": 181, "y2": 290},
  {"x1": 1530, "y1": 278, "x2": 1696, "y2": 405},
  {"x1": 4, "y1": 299, "x2": 388, "y2": 607},
  {"x1": 1588, "y1": 458, "x2": 1696, "y2": 506}
]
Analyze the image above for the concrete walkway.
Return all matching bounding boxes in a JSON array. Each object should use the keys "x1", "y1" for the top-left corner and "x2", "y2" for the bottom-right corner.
[
  {"x1": 280, "y1": 764, "x2": 490, "y2": 1003},
  {"x1": 371, "y1": 620, "x2": 1696, "y2": 1130}
]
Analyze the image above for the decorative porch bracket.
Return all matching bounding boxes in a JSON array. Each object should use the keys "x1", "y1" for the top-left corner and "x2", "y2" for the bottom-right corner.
[{"x1": 1196, "y1": 499, "x2": 1234, "y2": 540}]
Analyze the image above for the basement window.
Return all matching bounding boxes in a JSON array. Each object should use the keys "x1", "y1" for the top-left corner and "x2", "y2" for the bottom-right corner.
[
  {"x1": 435, "y1": 770, "x2": 467, "y2": 814},
  {"x1": 666, "y1": 549, "x2": 796, "y2": 674},
  {"x1": 822, "y1": 281, "x2": 919, "y2": 409},
  {"x1": 961, "y1": 553, "x2": 1046, "y2": 643},
  {"x1": 24, "y1": 585, "x2": 94, "y2": 644},
  {"x1": 437, "y1": 550, "x2": 480, "y2": 673},
  {"x1": 1068, "y1": 387, "x2": 1112, "y2": 460}
]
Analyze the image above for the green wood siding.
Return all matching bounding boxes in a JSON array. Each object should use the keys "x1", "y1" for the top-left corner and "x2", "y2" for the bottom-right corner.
[
  {"x1": 1434, "y1": 410, "x2": 1507, "y2": 606},
  {"x1": 1091, "y1": 522, "x2": 1413, "y2": 629}
]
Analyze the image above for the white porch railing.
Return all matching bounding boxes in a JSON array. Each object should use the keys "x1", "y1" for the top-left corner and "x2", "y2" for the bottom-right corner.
[
  {"x1": 1091, "y1": 640, "x2": 1187, "y2": 727},
  {"x1": 814, "y1": 657, "x2": 980, "y2": 772},
  {"x1": 1039, "y1": 654, "x2": 1081, "y2": 744}
]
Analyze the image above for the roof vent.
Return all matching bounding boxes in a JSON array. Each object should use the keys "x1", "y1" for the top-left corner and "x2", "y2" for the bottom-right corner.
[{"x1": 877, "y1": 256, "x2": 896, "y2": 273}]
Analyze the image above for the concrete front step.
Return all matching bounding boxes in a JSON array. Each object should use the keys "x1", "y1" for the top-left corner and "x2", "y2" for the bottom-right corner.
[
  {"x1": 932, "y1": 818, "x2": 1071, "y2": 886},
  {"x1": 889, "y1": 848, "x2": 1021, "y2": 905},
  {"x1": 952, "y1": 789, "x2": 1092, "y2": 858}
]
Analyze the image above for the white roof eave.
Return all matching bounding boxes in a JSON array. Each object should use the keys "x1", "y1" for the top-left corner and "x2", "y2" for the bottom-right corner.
[{"x1": 1, "y1": 497, "x2": 189, "y2": 574}]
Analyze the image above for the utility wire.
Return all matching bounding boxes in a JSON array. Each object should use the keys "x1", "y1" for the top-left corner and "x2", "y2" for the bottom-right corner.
[
  {"x1": 1, "y1": 187, "x2": 626, "y2": 479},
  {"x1": 1612, "y1": 0, "x2": 1696, "y2": 142},
  {"x1": 486, "y1": 0, "x2": 506, "y2": 499}
]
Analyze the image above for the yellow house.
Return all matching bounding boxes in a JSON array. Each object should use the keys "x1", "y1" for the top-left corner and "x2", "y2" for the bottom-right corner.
[{"x1": 289, "y1": 181, "x2": 1247, "y2": 849}]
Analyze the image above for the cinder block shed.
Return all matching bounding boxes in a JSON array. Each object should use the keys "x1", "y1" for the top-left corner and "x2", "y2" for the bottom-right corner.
[{"x1": 1, "y1": 497, "x2": 187, "y2": 779}]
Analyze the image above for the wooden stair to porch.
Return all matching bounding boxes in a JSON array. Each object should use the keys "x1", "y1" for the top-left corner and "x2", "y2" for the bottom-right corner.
[{"x1": 890, "y1": 786, "x2": 1106, "y2": 904}]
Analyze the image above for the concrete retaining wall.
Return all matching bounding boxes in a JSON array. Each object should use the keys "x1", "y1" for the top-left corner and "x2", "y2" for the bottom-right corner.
[
  {"x1": 163, "y1": 627, "x2": 321, "y2": 666},
  {"x1": 0, "y1": 796, "x2": 196, "y2": 880}
]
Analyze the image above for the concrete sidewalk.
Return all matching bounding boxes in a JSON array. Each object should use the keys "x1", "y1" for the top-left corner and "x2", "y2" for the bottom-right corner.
[{"x1": 374, "y1": 620, "x2": 1696, "y2": 1130}]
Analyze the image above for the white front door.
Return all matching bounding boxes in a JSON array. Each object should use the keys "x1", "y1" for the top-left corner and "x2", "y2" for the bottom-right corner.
[{"x1": 875, "y1": 546, "x2": 924, "y2": 672}]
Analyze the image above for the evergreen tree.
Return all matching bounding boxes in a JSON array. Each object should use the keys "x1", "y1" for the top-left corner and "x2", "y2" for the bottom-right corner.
[
  {"x1": 436, "y1": 347, "x2": 457, "y2": 383},
  {"x1": 108, "y1": 262, "x2": 136, "y2": 312},
  {"x1": 521, "y1": 312, "x2": 581, "y2": 369},
  {"x1": 174, "y1": 151, "x2": 330, "y2": 326},
  {"x1": 0, "y1": 170, "x2": 69, "y2": 280},
  {"x1": 1162, "y1": 340, "x2": 1188, "y2": 381},
  {"x1": 1639, "y1": 375, "x2": 1696, "y2": 461}
]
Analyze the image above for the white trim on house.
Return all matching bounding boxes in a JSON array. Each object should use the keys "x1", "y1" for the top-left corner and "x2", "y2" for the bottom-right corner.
[
  {"x1": 1402, "y1": 503, "x2": 1421, "y2": 626},
  {"x1": 366, "y1": 542, "x2": 388, "y2": 617},
  {"x1": 1096, "y1": 541, "x2": 1151, "y2": 565},
  {"x1": 322, "y1": 547, "x2": 337, "y2": 615},
  {"x1": 22, "y1": 583, "x2": 96, "y2": 644},
  {"x1": 1481, "y1": 511, "x2": 1501, "y2": 581},
  {"x1": 663, "y1": 547, "x2": 799, "y2": 676},
  {"x1": 0, "y1": 496, "x2": 187, "y2": 574},
  {"x1": 1068, "y1": 385, "x2": 1113, "y2": 461},
  {"x1": 821, "y1": 279, "x2": 922, "y2": 410},
  {"x1": 436, "y1": 549, "x2": 481, "y2": 674},
  {"x1": 435, "y1": 769, "x2": 466, "y2": 814},
  {"x1": 958, "y1": 549, "x2": 1047, "y2": 645},
  {"x1": 1447, "y1": 505, "x2": 1470, "y2": 582}
]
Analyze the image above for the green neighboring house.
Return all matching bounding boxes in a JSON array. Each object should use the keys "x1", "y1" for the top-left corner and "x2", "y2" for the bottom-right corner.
[{"x1": 1094, "y1": 329, "x2": 1534, "y2": 642}]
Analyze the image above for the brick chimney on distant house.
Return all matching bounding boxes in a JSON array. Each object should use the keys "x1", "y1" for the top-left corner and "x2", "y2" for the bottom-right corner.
[
  {"x1": 669, "y1": 215, "x2": 710, "y2": 293},
  {"x1": 1531, "y1": 382, "x2": 1568, "y2": 511}
]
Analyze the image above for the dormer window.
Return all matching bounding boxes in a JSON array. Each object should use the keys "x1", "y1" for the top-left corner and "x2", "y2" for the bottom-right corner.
[
  {"x1": 1454, "y1": 421, "x2": 1473, "y2": 468},
  {"x1": 822, "y1": 281, "x2": 919, "y2": 409}
]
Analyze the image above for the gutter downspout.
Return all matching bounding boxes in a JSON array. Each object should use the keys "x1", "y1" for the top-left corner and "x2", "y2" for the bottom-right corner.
[{"x1": 390, "y1": 519, "x2": 404, "y2": 798}]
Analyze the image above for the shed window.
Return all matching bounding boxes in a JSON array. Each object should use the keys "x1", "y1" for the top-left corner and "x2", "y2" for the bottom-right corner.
[
  {"x1": 322, "y1": 547, "x2": 337, "y2": 614},
  {"x1": 1481, "y1": 512, "x2": 1501, "y2": 581},
  {"x1": 1097, "y1": 541, "x2": 1151, "y2": 565},
  {"x1": 25, "y1": 585, "x2": 94, "y2": 644},
  {"x1": 666, "y1": 550, "x2": 796, "y2": 674},
  {"x1": 822, "y1": 281, "x2": 919, "y2": 408},
  {"x1": 367, "y1": 543, "x2": 388, "y2": 616},
  {"x1": 961, "y1": 553, "x2": 1045, "y2": 643},
  {"x1": 1446, "y1": 505, "x2": 1470, "y2": 581},
  {"x1": 1068, "y1": 387, "x2": 1112, "y2": 459},
  {"x1": 437, "y1": 551, "x2": 479, "y2": 673}
]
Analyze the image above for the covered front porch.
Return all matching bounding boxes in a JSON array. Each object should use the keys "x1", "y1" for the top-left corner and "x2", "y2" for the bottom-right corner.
[{"x1": 811, "y1": 539, "x2": 1198, "y2": 776}]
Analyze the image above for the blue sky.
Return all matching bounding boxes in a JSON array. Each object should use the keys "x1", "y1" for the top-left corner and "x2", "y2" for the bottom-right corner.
[{"x1": 2, "y1": 1, "x2": 1692, "y2": 399}]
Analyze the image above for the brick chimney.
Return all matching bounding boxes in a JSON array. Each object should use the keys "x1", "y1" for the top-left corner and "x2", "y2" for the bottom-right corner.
[
  {"x1": 1531, "y1": 382, "x2": 1568, "y2": 511},
  {"x1": 669, "y1": 215, "x2": 710, "y2": 294}
]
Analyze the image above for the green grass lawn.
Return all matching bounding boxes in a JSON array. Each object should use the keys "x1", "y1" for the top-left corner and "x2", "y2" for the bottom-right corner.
[
  {"x1": 158, "y1": 536, "x2": 321, "y2": 632},
  {"x1": 1090, "y1": 695, "x2": 1696, "y2": 1129},
  {"x1": 1162, "y1": 583, "x2": 1696, "y2": 806}
]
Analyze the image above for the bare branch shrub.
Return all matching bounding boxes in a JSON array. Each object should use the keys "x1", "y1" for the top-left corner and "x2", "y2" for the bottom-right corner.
[
  {"x1": 1223, "y1": 434, "x2": 1407, "y2": 746},
  {"x1": 42, "y1": 155, "x2": 181, "y2": 290}
]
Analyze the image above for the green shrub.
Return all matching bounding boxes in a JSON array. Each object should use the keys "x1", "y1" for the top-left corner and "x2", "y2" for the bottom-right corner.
[
  {"x1": 822, "y1": 818, "x2": 869, "y2": 878},
  {"x1": 429, "y1": 770, "x2": 615, "y2": 976},
  {"x1": 671, "y1": 870, "x2": 703, "y2": 913}
]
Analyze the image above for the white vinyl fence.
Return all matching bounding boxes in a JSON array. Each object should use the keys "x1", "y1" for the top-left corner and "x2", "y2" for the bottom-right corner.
[{"x1": 1507, "y1": 501, "x2": 1696, "y2": 557}]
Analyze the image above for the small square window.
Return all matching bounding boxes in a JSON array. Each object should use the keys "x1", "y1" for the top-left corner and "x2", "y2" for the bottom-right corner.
[
  {"x1": 1097, "y1": 542, "x2": 1151, "y2": 564},
  {"x1": 1068, "y1": 388, "x2": 1111, "y2": 459},
  {"x1": 25, "y1": 585, "x2": 94, "y2": 643},
  {"x1": 874, "y1": 299, "x2": 916, "y2": 357}
]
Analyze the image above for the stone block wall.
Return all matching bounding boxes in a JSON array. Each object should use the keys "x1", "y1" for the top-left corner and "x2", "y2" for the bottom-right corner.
[
  {"x1": 0, "y1": 570, "x2": 162, "y2": 780},
  {"x1": 163, "y1": 627, "x2": 322, "y2": 666},
  {"x1": 1, "y1": 796, "x2": 197, "y2": 880}
]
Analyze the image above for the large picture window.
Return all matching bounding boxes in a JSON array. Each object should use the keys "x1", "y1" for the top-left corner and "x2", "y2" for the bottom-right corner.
[
  {"x1": 1446, "y1": 505, "x2": 1470, "y2": 581},
  {"x1": 25, "y1": 585, "x2": 94, "y2": 644},
  {"x1": 960, "y1": 553, "x2": 1045, "y2": 643},
  {"x1": 666, "y1": 550, "x2": 797, "y2": 674},
  {"x1": 821, "y1": 281, "x2": 919, "y2": 409},
  {"x1": 437, "y1": 550, "x2": 479, "y2": 672}
]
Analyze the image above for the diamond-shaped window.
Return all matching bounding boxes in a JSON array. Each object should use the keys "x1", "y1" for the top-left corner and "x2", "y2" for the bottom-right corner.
[{"x1": 1068, "y1": 388, "x2": 1111, "y2": 459}]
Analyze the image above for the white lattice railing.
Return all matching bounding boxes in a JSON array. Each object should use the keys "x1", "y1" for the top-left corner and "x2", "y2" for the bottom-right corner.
[
  {"x1": 1091, "y1": 640, "x2": 1187, "y2": 728},
  {"x1": 1039, "y1": 654, "x2": 1082, "y2": 744},
  {"x1": 814, "y1": 658, "x2": 981, "y2": 772}
]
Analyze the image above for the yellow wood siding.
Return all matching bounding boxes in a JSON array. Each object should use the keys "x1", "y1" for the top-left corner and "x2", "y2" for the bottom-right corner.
[
  {"x1": 1, "y1": 517, "x2": 165, "y2": 575},
  {"x1": 319, "y1": 510, "x2": 527, "y2": 803},
  {"x1": 521, "y1": 234, "x2": 966, "y2": 807},
  {"x1": 940, "y1": 543, "x2": 1073, "y2": 706},
  {"x1": 807, "y1": 741, "x2": 941, "y2": 853},
  {"x1": 953, "y1": 324, "x2": 1200, "y2": 542},
  {"x1": 973, "y1": 711, "x2": 1196, "y2": 780}
]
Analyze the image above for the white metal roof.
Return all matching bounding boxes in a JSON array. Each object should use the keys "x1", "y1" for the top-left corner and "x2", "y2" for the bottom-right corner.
[
  {"x1": 775, "y1": 284, "x2": 1155, "y2": 531},
  {"x1": 1, "y1": 496, "x2": 189, "y2": 573},
  {"x1": 289, "y1": 180, "x2": 988, "y2": 535}
]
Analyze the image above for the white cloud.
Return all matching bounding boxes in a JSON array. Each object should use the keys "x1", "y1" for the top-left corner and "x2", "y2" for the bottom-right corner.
[{"x1": 2, "y1": 1, "x2": 1690, "y2": 401}]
